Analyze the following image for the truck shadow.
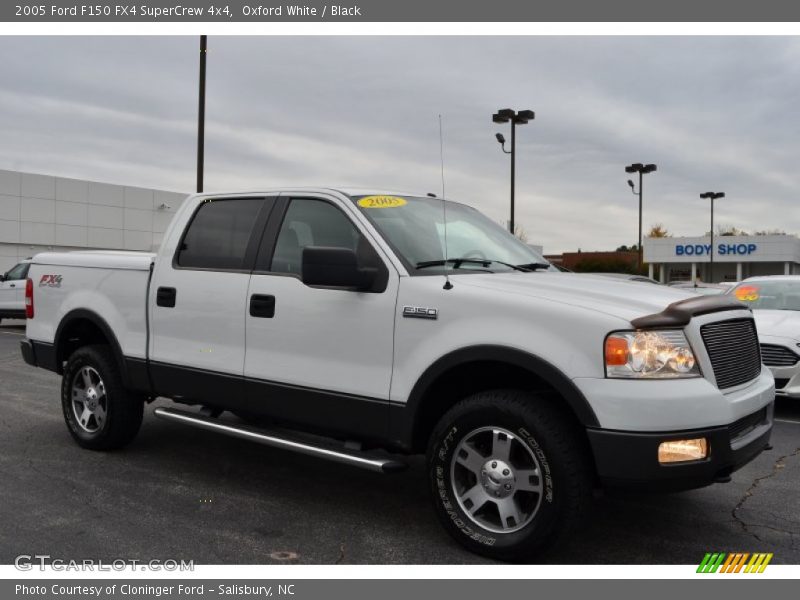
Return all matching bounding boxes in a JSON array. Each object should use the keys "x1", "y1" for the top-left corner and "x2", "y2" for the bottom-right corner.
[
  {"x1": 5, "y1": 385, "x2": 793, "y2": 565},
  {"x1": 119, "y1": 399, "x2": 792, "y2": 564}
]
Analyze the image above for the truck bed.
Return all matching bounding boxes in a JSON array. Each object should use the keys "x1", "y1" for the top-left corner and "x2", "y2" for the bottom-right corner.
[
  {"x1": 32, "y1": 250, "x2": 155, "y2": 271},
  {"x1": 26, "y1": 250, "x2": 156, "y2": 363}
]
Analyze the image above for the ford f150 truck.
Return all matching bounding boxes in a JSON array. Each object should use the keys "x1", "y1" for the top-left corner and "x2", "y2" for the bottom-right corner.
[{"x1": 20, "y1": 188, "x2": 775, "y2": 560}]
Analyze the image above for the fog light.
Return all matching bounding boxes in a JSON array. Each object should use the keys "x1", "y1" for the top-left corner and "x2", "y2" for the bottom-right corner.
[{"x1": 658, "y1": 438, "x2": 708, "y2": 464}]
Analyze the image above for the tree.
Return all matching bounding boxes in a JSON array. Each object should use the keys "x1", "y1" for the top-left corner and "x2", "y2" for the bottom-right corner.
[
  {"x1": 715, "y1": 225, "x2": 749, "y2": 236},
  {"x1": 754, "y1": 229, "x2": 788, "y2": 236},
  {"x1": 616, "y1": 243, "x2": 640, "y2": 252},
  {"x1": 573, "y1": 258, "x2": 639, "y2": 275},
  {"x1": 513, "y1": 224, "x2": 528, "y2": 243},
  {"x1": 647, "y1": 224, "x2": 670, "y2": 238}
]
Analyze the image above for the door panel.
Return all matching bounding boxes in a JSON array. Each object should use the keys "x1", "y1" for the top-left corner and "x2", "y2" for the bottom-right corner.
[
  {"x1": 0, "y1": 263, "x2": 28, "y2": 313},
  {"x1": 150, "y1": 269, "x2": 252, "y2": 374},
  {"x1": 246, "y1": 274, "x2": 397, "y2": 396},
  {"x1": 148, "y1": 196, "x2": 274, "y2": 403},
  {"x1": 244, "y1": 195, "x2": 398, "y2": 436},
  {"x1": 0, "y1": 279, "x2": 12, "y2": 311}
]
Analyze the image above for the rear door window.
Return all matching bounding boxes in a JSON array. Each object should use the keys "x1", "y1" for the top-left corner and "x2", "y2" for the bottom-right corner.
[{"x1": 176, "y1": 198, "x2": 265, "y2": 270}]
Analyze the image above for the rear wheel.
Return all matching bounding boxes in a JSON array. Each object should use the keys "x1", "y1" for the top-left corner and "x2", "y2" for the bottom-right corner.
[
  {"x1": 427, "y1": 389, "x2": 592, "y2": 561},
  {"x1": 61, "y1": 345, "x2": 143, "y2": 450}
]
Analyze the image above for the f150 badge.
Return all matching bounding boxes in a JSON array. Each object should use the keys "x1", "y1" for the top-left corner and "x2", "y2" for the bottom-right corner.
[
  {"x1": 39, "y1": 274, "x2": 63, "y2": 288},
  {"x1": 403, "y1": 305, "x2": 438, "y2": 320}
]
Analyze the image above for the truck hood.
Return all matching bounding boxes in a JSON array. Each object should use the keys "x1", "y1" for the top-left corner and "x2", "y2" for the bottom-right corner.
[
  {"x1": 753, "y1": 309, "x2": 800, "y2": 341},
  {"x1": 457, "y1": 272, "x2": 702, "y2": 324}
]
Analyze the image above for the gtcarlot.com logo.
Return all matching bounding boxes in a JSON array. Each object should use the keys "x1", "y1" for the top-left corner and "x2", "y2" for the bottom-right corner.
[
  {"x1": 14, "y1": 555, "x2": 194, "y2": 572},
  {"x1": 697, "y1": 552, "x2": 773, "y2": 573}
]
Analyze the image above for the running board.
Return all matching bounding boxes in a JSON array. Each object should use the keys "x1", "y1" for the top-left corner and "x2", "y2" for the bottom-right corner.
[{"x1": 153, "y1": 407, "x2": 407, "y2": 474}]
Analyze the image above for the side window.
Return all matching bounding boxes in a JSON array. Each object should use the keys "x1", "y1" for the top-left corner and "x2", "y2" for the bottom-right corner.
[
  {"x1": 5, "y1": 263, "x2": 28, "y2": 281},
  {"x1": 270, "y1": 199, "x2": 376, "y2": 276},
  {"x1": 176, "y1": 198, "x2": 264, "y2": 270}
]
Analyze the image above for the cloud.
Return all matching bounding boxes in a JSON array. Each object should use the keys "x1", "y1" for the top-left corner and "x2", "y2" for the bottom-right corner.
[{"x1": 1, "y1": 36, "x2": 799, "y2": 252}]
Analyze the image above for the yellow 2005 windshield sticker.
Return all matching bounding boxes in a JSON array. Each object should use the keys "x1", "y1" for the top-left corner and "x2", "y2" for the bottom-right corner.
[
  {"x1": 735, "y1": 285, "x2": 760, "y2": 301},
  {"x1": 358, "y1": 195, "x2": 407, "y2": 209}
]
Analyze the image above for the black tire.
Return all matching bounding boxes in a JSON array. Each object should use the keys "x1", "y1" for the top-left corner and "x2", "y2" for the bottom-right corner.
[
  {"x1": 427, "y1": 389, "x2": 593, "y2": 561},
  {"x1": 61, "y1": 344, "x2": 143, "y2": 450}
]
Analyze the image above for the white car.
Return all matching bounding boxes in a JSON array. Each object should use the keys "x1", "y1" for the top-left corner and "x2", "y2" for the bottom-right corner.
[
  {"x1": 729, "y1": 276, "x2": 800, "y2": 398},
  {"x1": 0, "y1": 259, "x2": 31, "y2": 324},
  {"x1": 19, "y1": 189, "x2": 774, "y2": 560}
]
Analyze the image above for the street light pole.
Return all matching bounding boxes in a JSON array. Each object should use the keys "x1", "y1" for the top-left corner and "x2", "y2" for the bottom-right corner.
[
  {"x1": 700, "y1": 192, "x2": 725, "y2": 283},
  {"x1": 636, "y1": 169, "x2": 642, "y2": 269},
  {"x1": 510, "y1": 118, "x2": 516, "y2": 235},
  {"x1": 493, "y1": 108, "x2": 534, "y2": 234},
  {"x1": 711, "y1": 196, "x2": 714, "y2": 280},
  {"x1": 625, "y1": 163, "x2": 657, "y2": 272},
  {"x1": 196, "y1": 35, "x2": 207, "y2": 194}
]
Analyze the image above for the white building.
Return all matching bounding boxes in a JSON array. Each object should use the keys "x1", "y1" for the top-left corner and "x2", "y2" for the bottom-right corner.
[
  {"x1": 0, "y1": 169, "x2": 186, "y2": 273},
  {"x1": 643, "y1": 235, "x2": 800, "y2": 283}
]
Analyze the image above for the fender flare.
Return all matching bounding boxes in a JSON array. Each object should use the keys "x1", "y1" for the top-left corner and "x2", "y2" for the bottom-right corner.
[
  {"x1": 54, "y1": 308, "x2": 129, "y2": 384},
  {"x1": 395, "y1": 345, "x2": 600, "y2": 449}
]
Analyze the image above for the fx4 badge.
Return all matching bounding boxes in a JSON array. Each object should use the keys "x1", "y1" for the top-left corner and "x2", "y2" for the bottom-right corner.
[
  {"x1": 403, "y1": 305, "x2": 438, "y2": 320},
  {"x1": 39, "y1": 274, "x2": 63, "y2": 288}
]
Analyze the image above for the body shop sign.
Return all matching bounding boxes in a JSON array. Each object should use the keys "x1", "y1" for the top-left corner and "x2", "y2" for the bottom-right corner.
[{"x1": 675, "y1": 243, "x2": 757, "y2": 257}]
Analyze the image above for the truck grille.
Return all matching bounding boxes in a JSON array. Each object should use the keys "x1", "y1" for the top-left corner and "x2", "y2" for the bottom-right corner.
[
  {"x1": 700, "y1": 318, "x2": 762, "y2": 389},
  {"x1": 760, "y1": 344, "x2": 800, "y2": 367},
  {"x1": 728, "y1": 407, "x2": 768, "y2": 443}
]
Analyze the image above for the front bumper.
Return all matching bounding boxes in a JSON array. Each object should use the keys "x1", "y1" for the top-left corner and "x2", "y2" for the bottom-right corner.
[
  {"x1": 766, "y1": 364, "x2": 800, "y2": 398},
  {"x1": 759, "y1": 336, "x2": 800, "y2": 398},
  {"x1": 573, "y1": 367, "x2": 775, "y2": 431},
  {"x1": 588, "y1": 402, "x2": 774, "y2": 491}
]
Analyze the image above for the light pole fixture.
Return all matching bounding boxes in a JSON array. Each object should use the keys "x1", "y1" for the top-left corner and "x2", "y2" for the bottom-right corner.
[
  {"x1": 624, "y1": 162, "x2": 657, "y2": 271},
  {"x1": 700, "y1": 191, "x2": 725, "y2": 283},
  {"x1": 493, "y1": 108, "x2": 535, "y2": 234}
]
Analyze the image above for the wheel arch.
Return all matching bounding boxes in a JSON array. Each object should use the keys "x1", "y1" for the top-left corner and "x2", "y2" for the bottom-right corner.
[
  {"x1": 54, "y1": 309, "x2": 129, "y2": 385},
  {"x1": 396, "y1": 345, "x2": 599, "y2": 453}
]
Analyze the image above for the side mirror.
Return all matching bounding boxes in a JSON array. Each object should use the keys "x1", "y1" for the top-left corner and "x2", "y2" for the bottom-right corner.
[
  {"x1": 0, "y1": 274, "x2": 5, "y2": 282},
  {"x1": 302, "y1": 246, "x2": 376, "y2": 291}
]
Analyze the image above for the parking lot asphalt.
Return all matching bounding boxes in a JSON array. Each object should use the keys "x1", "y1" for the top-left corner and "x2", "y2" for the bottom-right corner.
[{"x1": 1, "y1": 318, "x2": 799, "y2": 565}]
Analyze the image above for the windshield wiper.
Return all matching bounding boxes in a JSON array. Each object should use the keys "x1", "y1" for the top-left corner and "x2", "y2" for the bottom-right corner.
[
  {"x1": 515, "y1": 262, "x2": 552, "y2": 271},
  {"x1": 415, "y1": 258, "x2": 533, "y2": 272}
]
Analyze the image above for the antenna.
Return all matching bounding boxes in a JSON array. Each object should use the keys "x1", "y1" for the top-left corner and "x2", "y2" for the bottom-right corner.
[{"x1": 439, "y1": 114, "x2": 453, "y2": 290}]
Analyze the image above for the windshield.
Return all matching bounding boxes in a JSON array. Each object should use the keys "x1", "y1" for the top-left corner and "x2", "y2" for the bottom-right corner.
[
  {"x1": 729, "y1": 280, "x2": 800, "y2": 310},
  {"x1": 351, "y1": 194, "x2": 551, "y2": 274},
  {"x1": 692, "y1": 286, "x2": 725, "y2": 296}
]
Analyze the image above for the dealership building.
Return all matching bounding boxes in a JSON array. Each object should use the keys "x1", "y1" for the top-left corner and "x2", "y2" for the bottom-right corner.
[
  {"x1": 643, "y1": 235, "x2": 800, "y2": 283},
  {"x1": 0, "y1": 169, "x2": 186, "y2": 273}
]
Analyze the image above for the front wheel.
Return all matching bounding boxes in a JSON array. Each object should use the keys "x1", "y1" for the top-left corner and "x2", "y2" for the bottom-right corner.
[
  {"x1": 61, "y1": 344, "x2": 143, "y2": 450},
  {"x1": 427, "y1": 390, "x2": 592, "y2": 561}
]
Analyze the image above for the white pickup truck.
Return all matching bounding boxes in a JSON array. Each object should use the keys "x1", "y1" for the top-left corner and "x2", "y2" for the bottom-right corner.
[
  {"x1": 20, "y1": 188, "x2": 775, "y2": 560},
  {"x1": 0, "y1": 259, "x2": 32, "y2": 323}
]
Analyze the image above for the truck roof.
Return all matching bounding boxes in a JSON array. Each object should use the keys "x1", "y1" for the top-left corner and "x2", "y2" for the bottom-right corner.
[{"x1": 192, "y1": 187, "x2": 439, "y2": 200}]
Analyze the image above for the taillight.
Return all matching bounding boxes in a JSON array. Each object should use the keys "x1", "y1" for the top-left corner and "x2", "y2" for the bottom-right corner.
[{"x1": 25, "y1": 278, "x2": 34, "y2": 319}]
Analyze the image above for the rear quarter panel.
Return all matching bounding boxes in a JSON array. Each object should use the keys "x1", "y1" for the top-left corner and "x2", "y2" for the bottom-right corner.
[{"x1": 26, "y1": 262, "x2": 151, "y2": 360}]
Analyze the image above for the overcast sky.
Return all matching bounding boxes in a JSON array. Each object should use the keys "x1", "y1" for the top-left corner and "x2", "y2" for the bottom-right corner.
[{"x1": 1, "y1": 36, "x2": 799, "y2": 253}]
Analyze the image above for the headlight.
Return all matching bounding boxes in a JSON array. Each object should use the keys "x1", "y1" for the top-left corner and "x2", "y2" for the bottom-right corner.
[{"x1": 605, "y1": 330, "x2": 701, "y2": 379}]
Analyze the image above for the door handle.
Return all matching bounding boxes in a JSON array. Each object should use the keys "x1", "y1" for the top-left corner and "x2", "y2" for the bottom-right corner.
[
  {"x1": 9, "y1": 284, "x2": 15, "y2": 288},
  {"x1": 156, "y1": 287, "x2": 177, "y2": 308},
  {"x1": 249, "y1": 294, "x2": 275, "y2": 318}
]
